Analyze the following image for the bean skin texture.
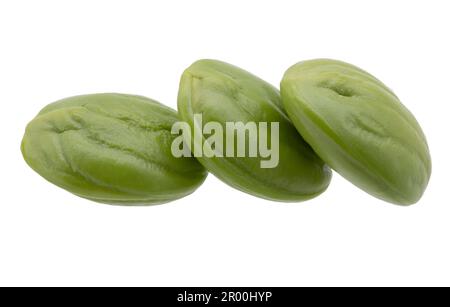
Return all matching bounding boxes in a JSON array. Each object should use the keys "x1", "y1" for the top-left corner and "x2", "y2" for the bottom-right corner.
[
  {"x1": 21, "y1": 93, "x2": 207, "y2": 205},
  {"x1": 177, "y1": 59, "x2": 332, "y2": 202},
  {"x1": 281, "y1": 59, "x2": 431, "y2": 205}
]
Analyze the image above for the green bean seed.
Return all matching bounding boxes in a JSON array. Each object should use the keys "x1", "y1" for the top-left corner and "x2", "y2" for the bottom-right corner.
[
  {"x1": 21, "y1": 93, "x2": 207, "y2": 205},
  {"x1": 281, "y1": 59, "x2": 431, "y2": 205}
]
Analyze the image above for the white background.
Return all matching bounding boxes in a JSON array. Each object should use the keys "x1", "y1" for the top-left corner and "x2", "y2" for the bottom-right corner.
[{"x1": 0, "y1": 0, "x2": 449, "y2": 286}]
